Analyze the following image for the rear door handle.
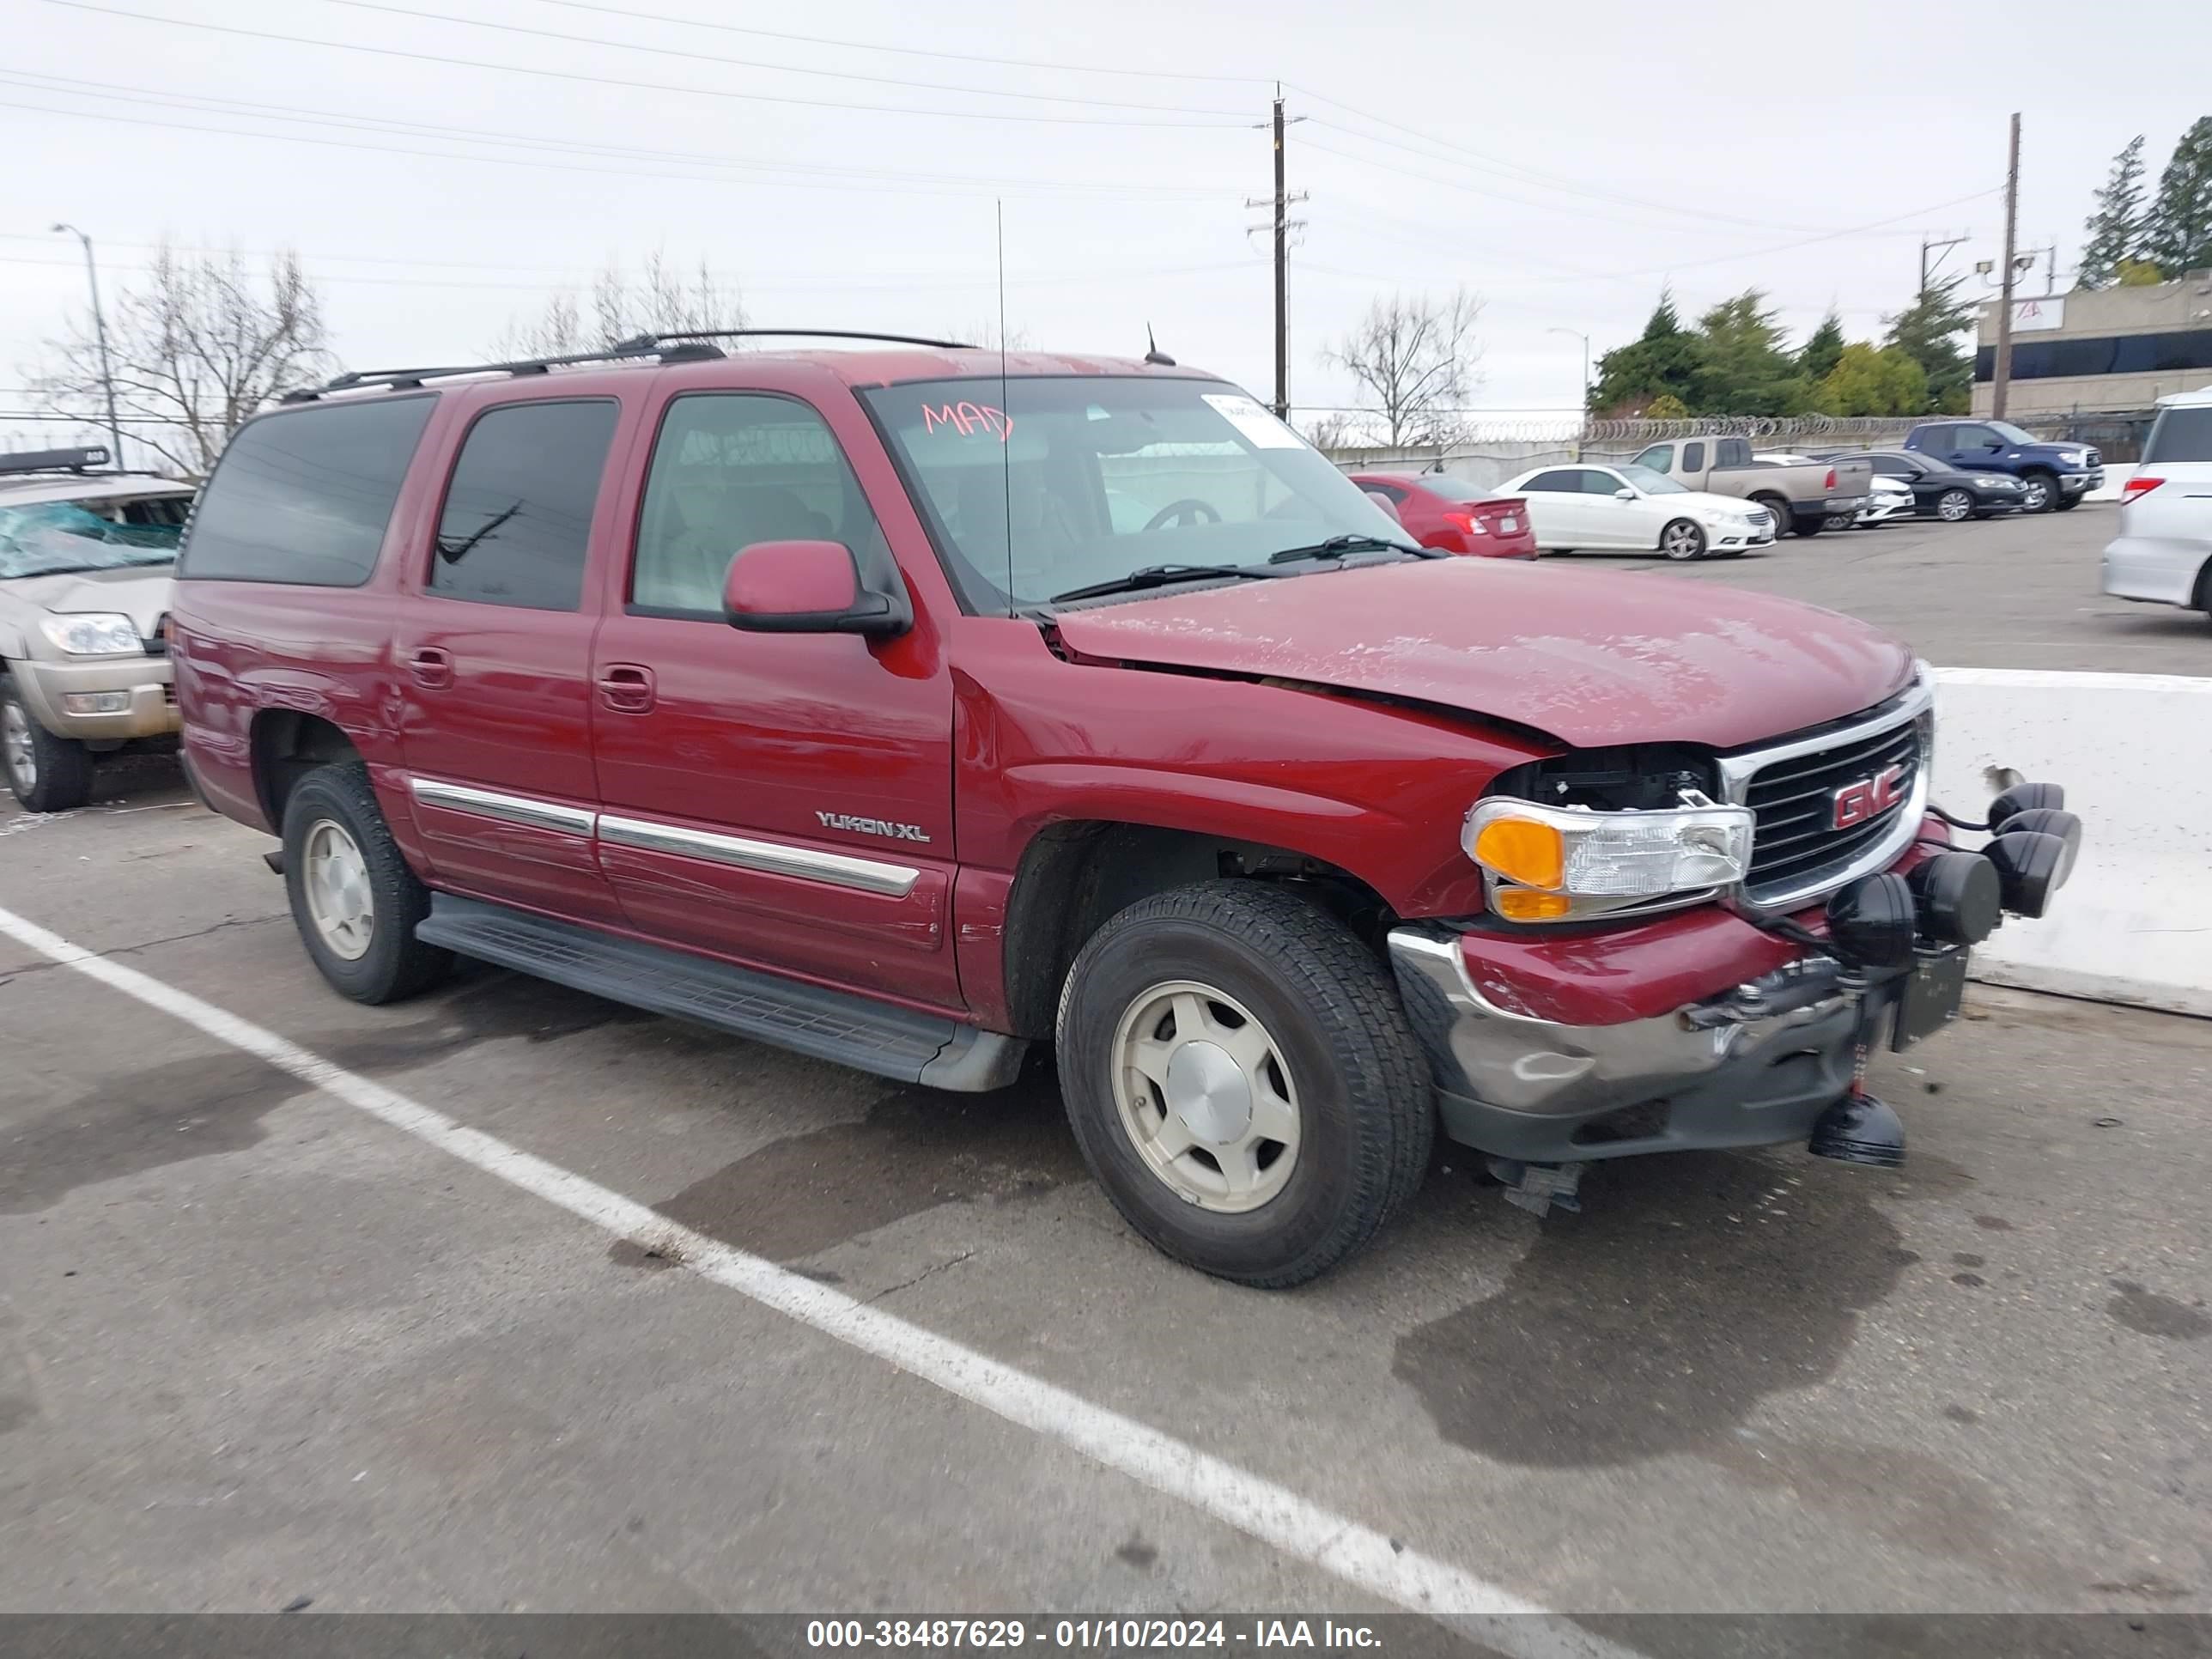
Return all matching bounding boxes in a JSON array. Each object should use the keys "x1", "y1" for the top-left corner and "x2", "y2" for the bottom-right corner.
[
  {"x1": 598, "y1": 664, "x2": 656, "y2": 714},
  {"x1": 407, "y1": 647, "x2": 453, "y2": 690}
]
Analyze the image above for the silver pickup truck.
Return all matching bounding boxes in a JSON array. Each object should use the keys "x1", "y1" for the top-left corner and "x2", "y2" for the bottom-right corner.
[{"x1": 1629, "y1": 435, "x2": 1871, "y2": 539}]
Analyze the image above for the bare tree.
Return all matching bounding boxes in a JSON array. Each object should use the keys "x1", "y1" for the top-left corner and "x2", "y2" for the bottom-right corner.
[
  {"x1": 496, "y1": 252, "x2": 746, "y2": 359},
  {"x1": 1321, "y1": 289, "x2": 1483, "y2": 448},
  {"x1": 1301, "y1": 411, "x2": 1356, "y2": 452},
  {"x1": 941, "y1": 319, "x2": 1032, "y2": 351},
  {"x1": 32, "y1": 245, "x2": 336, "y2": 477}
]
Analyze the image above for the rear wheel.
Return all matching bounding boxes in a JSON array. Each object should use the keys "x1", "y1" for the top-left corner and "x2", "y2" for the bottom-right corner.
[
  {"x1": 2019, "y1": 471, "x2": 2057, "y2": 513},
  {"x1": 1936, "y1": 489, "x2": 1975, "y2": 522},
  {"x1": 1055, "y1": 881, "x2": 1431, "y2": 1287},
  {"x1": 282, "y1": 760, "x2": 453, "y2": 1004},
  {"x1": 1659, "y1": 519, "x2": 1707, "y2": 561},
  {"x1": 1, "y1": 680, "x2": 95, "y2": 812}
]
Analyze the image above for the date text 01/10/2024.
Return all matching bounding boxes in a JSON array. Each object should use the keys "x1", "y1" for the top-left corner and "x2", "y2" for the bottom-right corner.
[{"x1": 802, "y1": 1620, "x2": 1383, "y2": 1649}]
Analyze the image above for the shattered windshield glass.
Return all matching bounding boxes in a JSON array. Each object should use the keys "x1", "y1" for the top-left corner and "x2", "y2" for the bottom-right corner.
[{"x1": 0, "y1": 501, "x2": 182, "y2": 580}]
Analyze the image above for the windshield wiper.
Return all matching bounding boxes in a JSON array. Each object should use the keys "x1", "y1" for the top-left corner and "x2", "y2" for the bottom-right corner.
[
  {"x1": 1265, "y1": 532, "x2": 1434, "y2": 564},
  {"x1": 1050, "y1": 562, "x2": 1290, "y2": 604}
]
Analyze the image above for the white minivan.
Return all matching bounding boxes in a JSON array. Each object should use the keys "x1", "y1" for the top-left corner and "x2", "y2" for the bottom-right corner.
[{"x1": 2102, "y1": 385, "x2": 2212, "y2": 626}]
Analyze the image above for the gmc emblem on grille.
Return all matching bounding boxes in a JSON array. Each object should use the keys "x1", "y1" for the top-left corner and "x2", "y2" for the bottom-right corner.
[{"x1": 1831, "y1": 763, "x2": 1906, "y2": 830}]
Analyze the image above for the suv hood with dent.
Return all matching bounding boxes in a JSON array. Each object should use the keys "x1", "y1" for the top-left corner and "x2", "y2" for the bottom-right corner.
[
  {"x1": 1049, "y1": 557, "x2": 1915, "y2": 750},
  {"x1": 2, "y1": 564, "x2": 177, "y2": 637}
]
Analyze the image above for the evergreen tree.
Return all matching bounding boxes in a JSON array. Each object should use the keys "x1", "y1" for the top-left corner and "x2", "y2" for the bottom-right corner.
[
  {"x1": 1883, "y1": 279, "x2": 1977, "y2": 416},
  {"x1": 1689, "y1": 291, "x2": 1810, "y2": 416},
  {"x1": 2145, "y1": 116, "x2": 2212, "y2": 276},
  {"x1": 2078, "y1": 136, "x2": 2149, "y2": 289},
  {"x1": 1797, "y1": 312, "x2": 1845, "y2": 382},
  {"x1": 1587, "y1": 291, "x2": 1702, "y2": 415}
]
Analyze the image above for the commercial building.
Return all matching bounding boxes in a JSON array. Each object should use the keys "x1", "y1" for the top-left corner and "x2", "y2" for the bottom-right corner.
[{"x1": 1974, "y1": 270, "x2": 2212, "y2": 417}]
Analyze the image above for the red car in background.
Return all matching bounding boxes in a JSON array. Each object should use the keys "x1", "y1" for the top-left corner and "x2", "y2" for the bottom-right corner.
[{"x1": 1348, "y1": 471, "x2": 1538, "y2": 558}]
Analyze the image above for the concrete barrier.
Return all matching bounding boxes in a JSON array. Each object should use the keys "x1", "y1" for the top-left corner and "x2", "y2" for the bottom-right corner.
[
  {"x1": 1929, "y1": 667, "x2": 2212, "y2": 1018},
  {"x1": 2087, "y1": 464, "x2": 2137, "y2": 501}
]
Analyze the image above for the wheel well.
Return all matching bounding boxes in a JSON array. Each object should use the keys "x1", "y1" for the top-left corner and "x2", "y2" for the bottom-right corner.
[
  {"x1": 2194, "y1": 556, "x2": 2212, "y2": 614},
  {"x1": 998, "y1": 821, "x2": 1395, "y2": 1041},
  {"x1": 251, "y1": 711, "x2": 361, "y2": 830}
]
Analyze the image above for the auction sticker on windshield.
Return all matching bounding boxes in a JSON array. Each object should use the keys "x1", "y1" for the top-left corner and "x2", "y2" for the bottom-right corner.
[{"x1": 1200, "y1": 392, "x2": 1302, "y2": 448}]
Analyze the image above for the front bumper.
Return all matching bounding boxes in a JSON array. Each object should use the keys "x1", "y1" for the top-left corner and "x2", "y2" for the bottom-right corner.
[
  {"x1": 9, "y1": 653, "x2": 178, "y2": 741},
  {"x1": 1389, "y1": 926, "x2": 1865, "y2": 1163},
  {"x1": 2061, "y1": 470, "x2": 2103, "y2": 497}
]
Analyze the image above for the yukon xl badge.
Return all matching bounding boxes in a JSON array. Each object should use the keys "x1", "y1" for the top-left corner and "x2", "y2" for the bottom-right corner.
[{"x1": 817, "y1": 811, "x2": 932, "y2": 844}]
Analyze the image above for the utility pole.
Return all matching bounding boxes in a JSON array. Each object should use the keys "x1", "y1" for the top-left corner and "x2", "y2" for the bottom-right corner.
[
  {"x1": 1991, "y1": 112, "x2": 2021, "y2": 420},
  {"x1": 52, "y1": 222, "x2": 125, "y2": 468},
  {"x1": 1919, "y1": 231, "x2": 1969, "y2": 295},
  {"x1": 1246, "y1": 89, "x2": 1304, "y2": 421}
]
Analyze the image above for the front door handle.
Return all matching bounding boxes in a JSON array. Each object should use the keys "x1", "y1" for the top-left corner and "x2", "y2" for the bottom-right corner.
[
  {"x1": 407, "y1": 647, "x2": 453, "y2": 690},
  {"x1": 598, "y1": 664, "x2": 656, "y2": 714}
]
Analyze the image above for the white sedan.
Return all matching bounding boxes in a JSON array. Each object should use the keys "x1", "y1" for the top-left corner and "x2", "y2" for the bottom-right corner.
[{"x1": 1498, "y1": 463, "x2": 1775, "y2": 561}]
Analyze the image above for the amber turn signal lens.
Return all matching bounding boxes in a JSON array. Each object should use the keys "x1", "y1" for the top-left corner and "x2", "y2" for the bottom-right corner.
[
  {"x1": 1493, "y1": 887, "x2": 1573, "y2": 921},
  {"x1": 1473, "y1": 817, "x2": 1565, "y2": 890}
]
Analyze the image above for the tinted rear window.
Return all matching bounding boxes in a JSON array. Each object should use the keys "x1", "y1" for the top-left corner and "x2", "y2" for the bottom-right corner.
[
  {"x1": 1418, "y1": 476, "x2": 1512, "y2": 504},
  {"x1": 181, "y1": 398, "x2": 434, "y2": 586},
  {"x1": 2143, "y1": 406, "x2": 2212, "y2": 465},
  {"x1": 430, "y1": 399, "x2": 618, "y2": 611}
]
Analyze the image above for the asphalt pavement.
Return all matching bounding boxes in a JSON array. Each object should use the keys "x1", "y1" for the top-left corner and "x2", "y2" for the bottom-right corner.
[
  {"x1": 1617, "y1": 498, "x2": 2205, "y2": 674},
  {"x1": 2, "y1": 505, "x2": 2207, "y2": 1639}
]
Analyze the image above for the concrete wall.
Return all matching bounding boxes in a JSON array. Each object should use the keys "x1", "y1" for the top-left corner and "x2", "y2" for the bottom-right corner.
[{"x1": 1929, "y1": 667, "x2": 2212, "y2": 1018}]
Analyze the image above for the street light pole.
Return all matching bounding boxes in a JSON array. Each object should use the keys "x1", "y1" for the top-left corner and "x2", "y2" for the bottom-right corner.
[
  {"x1": 52, "y1": 223, "x2": 125, "y2": 468},
  {"x1": 1548, "y1": 327, "x2": 1590, "y2": 458}
]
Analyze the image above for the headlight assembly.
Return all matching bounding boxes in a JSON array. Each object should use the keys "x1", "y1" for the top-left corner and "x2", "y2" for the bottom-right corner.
[
  {"x1": 1464, "y1": 793, "x2": 1755, "y2": 922},
  {"x1": 39, "y1": 612, "x2": 143, "y2": 657}
]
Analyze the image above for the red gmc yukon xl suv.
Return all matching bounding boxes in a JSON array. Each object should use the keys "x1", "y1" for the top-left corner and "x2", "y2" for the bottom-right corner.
[{"x1": 171, "y1": 332, "x2": 2081, "y2": 1285}]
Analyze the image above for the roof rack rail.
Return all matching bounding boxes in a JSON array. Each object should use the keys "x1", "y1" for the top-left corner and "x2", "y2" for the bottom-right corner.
[
  {"x1": 610, "y1": 328, "x2": 976, "y2": 352},
  {"x1": 279, "y1": 338, "x2": 728, "y2": 404}
]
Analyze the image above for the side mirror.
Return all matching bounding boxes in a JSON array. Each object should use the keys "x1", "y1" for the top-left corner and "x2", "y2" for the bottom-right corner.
[
  {"x1": 723, "y1": 539, "x2": 908, "y2": 639},
  {"x1": 1613, "y1": 487, "x2": 1637, "y2": 501}
]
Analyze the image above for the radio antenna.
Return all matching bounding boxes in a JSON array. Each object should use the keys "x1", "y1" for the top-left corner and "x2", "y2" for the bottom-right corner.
[{"x1": 997, "y1": 198, "x2": 1013, "y2": 617}]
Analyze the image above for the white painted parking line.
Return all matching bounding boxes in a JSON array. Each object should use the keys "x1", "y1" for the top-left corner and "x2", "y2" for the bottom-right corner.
[{"x1": 0, "y1": 900, "x2": 1638, "y2": 1658}]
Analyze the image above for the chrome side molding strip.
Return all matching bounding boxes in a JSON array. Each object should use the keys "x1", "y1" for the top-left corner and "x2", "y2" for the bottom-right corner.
[
  {"x1": 598, "y1": 814, "x2": 921, "y2": 899},
  {"x1": 405, "y1": 776, "x2": 922, "y2": 899},
  {"x1": 409, "y1": 776, "x2": 598, "y2": 836}
]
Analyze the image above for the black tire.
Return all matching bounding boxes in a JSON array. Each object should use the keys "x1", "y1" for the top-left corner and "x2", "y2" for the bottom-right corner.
[
  {"x1": 1751, "y1": 495, "x2": 1790, "y2": 539},
  {"x1": 1793, "y1": 514, "x2": 1824, "y2": 538},
  {"x1": 1, "y1": 677, "x2": 95, "y2": 812},
  {"x1": 281, "y1": 760, "x2": 453, "y2": 1004},
  {"x1": 2051, "y1": 489, "x2": 2082, "y2": 512},
  {"x1": 1658, "y1": 518, "x2": 1707, "y2": 561},
  {"x1": 1936, "y1": 489, "x2": 1975, "y2": 523},
  {"x1": 1055, "y1": 881, "x2": 1432, "y2": 1288},
  {"x1": 2020, "y1": 470, "x2": 2058, "y2": 514}
]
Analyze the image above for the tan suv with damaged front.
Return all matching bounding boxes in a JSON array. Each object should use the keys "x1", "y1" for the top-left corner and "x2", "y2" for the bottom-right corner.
[{"x1": 0, "y1": 447, "x2": 195, "y2": 811}]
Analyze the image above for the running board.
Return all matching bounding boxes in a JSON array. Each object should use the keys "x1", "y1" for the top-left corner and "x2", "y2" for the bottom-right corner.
[{"x1": 416, "y1": 894, "x2": 1026, "y2": 1091}]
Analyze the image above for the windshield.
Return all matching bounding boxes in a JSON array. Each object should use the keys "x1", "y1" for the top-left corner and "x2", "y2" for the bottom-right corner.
[
  {"x1": 1988, "y1": 421, "x2": 2040, "y2": 446},
  {"x1": 862, "y1": 377, "x2": 1407, "y2": 609},
  {"x1": 1617, "y1": 464, "x2": 1687, "y2": 495},
  {"x1": 0, "y1": 500, "x2": 183, "y2": 580}
]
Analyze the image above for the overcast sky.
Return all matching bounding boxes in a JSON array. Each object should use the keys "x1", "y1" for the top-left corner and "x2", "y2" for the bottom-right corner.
[{"x1": 5, "y1": 0, "x2": 2210, "y2": 459}]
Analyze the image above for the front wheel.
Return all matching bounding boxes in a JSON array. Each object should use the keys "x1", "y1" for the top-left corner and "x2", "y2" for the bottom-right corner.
[
  {"x1": 282, "y1": 761, "x2": 453, "y2": 1004},
  {"x1": 1055, "y1": 882, "x2": 1432, "y2": 1287},
  {"x1": 2019, "y1": 471, "x2": 2057, "y2": 513},
  {"x1": 1659, "y1": 519, "x2": 1707, "y2": 561},
  {"x1": 1, "y1": 681, "x2": 94, "y2": 812},
  {"x1": 1936, "y1": 489, "x2": 1975, "y2": 522},
  {"x1": 2051, "y1": 490, "x2": 2082, "y2": 512}
]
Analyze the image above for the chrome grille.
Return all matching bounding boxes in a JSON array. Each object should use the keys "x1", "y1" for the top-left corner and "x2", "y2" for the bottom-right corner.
[{"x1": 1719, "y1": 681, "x2": 1932, "y2": 913}]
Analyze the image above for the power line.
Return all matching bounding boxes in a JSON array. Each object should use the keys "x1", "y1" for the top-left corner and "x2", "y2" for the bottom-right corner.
[
  {"x1": 521, "y1": 0, "x2": 1260, "y2": 85},
  {"x1": 36, "y1": 1, "x2": 1250, "y2": 128},
  {"x1": 0, "y1": 71, "x2": 1243, "y2": 200},
  {"x1": 306, "y1": 0, "x2": 1251, "y2": 117}
]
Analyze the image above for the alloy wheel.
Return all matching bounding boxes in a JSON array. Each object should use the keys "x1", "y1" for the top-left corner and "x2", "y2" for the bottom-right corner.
[
  {"x1": 2, "y1": 700, "x2": 34, "y2": 794},
  {"x1": 1109, "y1": 979, "x2": 1301, "y2": 1213},
  {"x1": 301, "y1": 817, "x2": 376, "y2": 961},
  {"x1": 1937, "y1": 489, "x2": 1973, "y2": 522}
]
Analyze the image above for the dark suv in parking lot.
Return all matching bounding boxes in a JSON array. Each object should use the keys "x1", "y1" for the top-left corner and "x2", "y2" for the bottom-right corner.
[
  {"x1": 171, "y1": 333, "x2": 2082, "y2": 1285},
  {"x1": 1902, "y1": 420, "x2": 2103, "y2": 514}
]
